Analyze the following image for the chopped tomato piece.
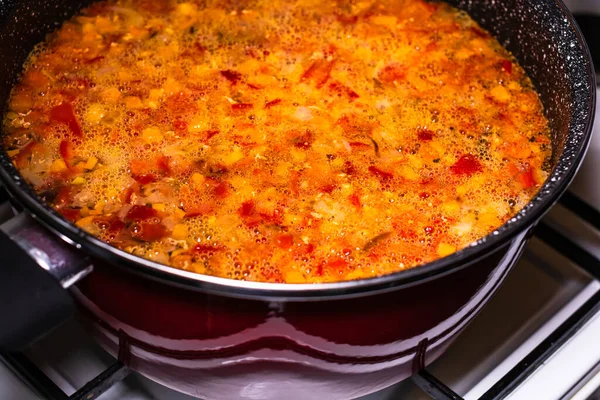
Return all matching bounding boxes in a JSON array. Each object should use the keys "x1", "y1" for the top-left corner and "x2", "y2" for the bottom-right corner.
[
  {"x1": 301, "y1": 58, "x2": 335, "y2": 88},
  {"x1": 156, "y1": 156, "x2": 170, "y2": 173},
  {"x1": 133, "y1": 174, "x2": 157, "y2": 185},
  {"x1": 343, "y1": 161, "x2": 356, "y2": 175},
  {"x1": 335, "y1": 113, "x2": 377, "y2": 137},
  {"x1": 319, "y1": 184, "x2": 337, "y2": 194},
  {"x1": 50, "y1": 102, "x2": 82, "y2": 137},
  {"x1": 59, "y1": 140, "x2": 74, "y2": 161},
  {"x1": 450, "y1": 154, "x2": 482, "y2": 176},
  {"x1": 213, "y1": 181, "x2": 229, "y2": 198},
  {"x1": 94, "y1": 216, "x2": 126, "y2": 233},
  {"x1": 417, "y1": 129, "x2": 434, "y2": 141},
  {"x1": 132, "y1": 222, "x2": 167, "y2": 242},
  {"x1": 349, "y1": 141, "x2": 370, "y2": 149},
  {"x1": 368, "y1": 166, "x2": 393, "y2": 180},
  {"x1": 316, "y1": 263, "x2": 324, "y2": 276},
  {"x1": 260, "y1": 209, "x2": 284, "y2": 226},
  {"x1": 329, "y1": 82, "x2": 359, "y2": 101},
  {"x1": 501, "y1": 60, "x2": 513, "y2": 74},
  {"x1": 349, "y1": 193, "x2": 361, "y2": 208},
  {"x1": 264, "y1": 98, "x2": 281, "y2": 108},
  {"x1": 378, "y1": 63, "x2": 406, "y2": 84},
  {"x1": 173, "y1": 119, "x2": 188, "y2": 132},
  {"x1": 191, "y1": 244, "x2": 221, "y2": 254},
  {"x1": 120, "y1": 183, "x2": 140, "y2": 204},
  {"x1": 239, "y1": 200, "x2": 255, "y2": 217},
  {"x1": 275, "y1": 233, "x2": 294, "y2": 249},
  {"x1": 184, "y1": 203, "x2": 215, "y2": 218},
  {"x1": 83, "y1": 56, "x2": 105, "y2": 64},
  {"x1": 108, "y1": 219, "x2": 126, "y2": 232},
  {"x1": 289, "y1": 171, "x2": 300, "y2": 195},
  {"x1": 59, "y1": 208, "x2": 80, "y2": 222},
  {"x1": 327, "y1": 257, "x2": 348, "y2": 270},
  {"x1": 292, "y1": 131, "x2": 313, "y2": 149},
  {"x1": 14, "y1": 141, "x2": 42, "y2": 169},
  {"x1": 54, "y1": 186, "x2": 72, "y2": 208},
  {"x1": 130, "y1": 157, "x2": 170, "y2": 183},
  {"x1": 232, "y1": 103, "x2": 253, "y2": 110},
  {"x1": 125, "y1": 205, "x2": 158, "y2": 221},
  {"x1": 335, "y1": 13, "x2": 359, "y2": 25},
  {"x1": 470, "y1": 27, "x2": 489, "y2": 38},
  {"x1": 180, "y1": 42, "x2": 206, "y2": 62},
  {"x1": 517, "y1": 165, "x2": 537, "y2": 188},
  {"x1": 204, "y1": 130, "x2": 220, "y2": 141},
  {"x1": 220, "y1": 70, "x2": 242, "y2": 84},
  {"x1": 165, "y1": 92, "x2": 197, "y2": 114}
]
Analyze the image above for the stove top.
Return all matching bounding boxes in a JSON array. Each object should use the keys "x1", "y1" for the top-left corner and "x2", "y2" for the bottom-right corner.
[{"x1": 1, "y1": 1, "x2": 599, "y2": 399}]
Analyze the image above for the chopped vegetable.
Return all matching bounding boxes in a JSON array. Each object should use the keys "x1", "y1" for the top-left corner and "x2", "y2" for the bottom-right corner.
[{"x1": 4, "y1": 0, "x2": 551, "y2": 284}]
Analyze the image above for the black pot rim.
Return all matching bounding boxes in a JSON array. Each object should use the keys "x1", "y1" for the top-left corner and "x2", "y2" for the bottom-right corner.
[{"x1": 0, "y1": 0, "x2": 596, "y2": 301}]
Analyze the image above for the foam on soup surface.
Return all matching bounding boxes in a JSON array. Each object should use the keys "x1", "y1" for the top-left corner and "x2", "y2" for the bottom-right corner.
[{"x1": 3, "y1": 0, "x2": 551, "y2": 283}]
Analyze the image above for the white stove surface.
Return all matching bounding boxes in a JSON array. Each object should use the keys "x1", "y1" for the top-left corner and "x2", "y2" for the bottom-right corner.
[{"x1": 1, "y1": 1, "x2": 599, "y2": 399}]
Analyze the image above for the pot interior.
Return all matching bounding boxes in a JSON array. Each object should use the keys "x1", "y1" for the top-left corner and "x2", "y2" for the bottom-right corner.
[{"x1": 0, "y1": 0, "x2": 594, "y2": 298}]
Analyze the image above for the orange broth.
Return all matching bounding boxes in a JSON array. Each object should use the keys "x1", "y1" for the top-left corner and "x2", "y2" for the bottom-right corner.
[{"x1": 3, "y1": 0, "x2": 551, "y2": 283}]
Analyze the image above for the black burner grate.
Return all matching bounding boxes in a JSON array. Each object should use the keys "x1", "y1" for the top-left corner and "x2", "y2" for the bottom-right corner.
[
  {"x1": 1, "y1": 190, "x2": 600, "y2": 400},
  {"x1": 0, "y1": 332, "x2": 131, "y2": 400}
]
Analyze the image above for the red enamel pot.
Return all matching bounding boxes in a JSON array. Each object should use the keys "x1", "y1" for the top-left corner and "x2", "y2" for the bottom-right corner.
[{"x1": 0, "y1": 0, "x2": 594, "y2": 399}]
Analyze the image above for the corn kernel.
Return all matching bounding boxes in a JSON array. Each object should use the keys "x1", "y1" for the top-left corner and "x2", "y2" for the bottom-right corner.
[
  {"x1": 437, "y1": 243, "x2": 457, "y2": 257},
  {"x1": 142, "y1": 127, "x2": 163, "y2": 143},
  {"x1": 149, "y1": 88, "x2": 164, "y2": 101},
  {"x1": 172, "y1": 224, "x2": 188, "y2": 240},
  {"x1": 49, "y1": 159, "x2": 67, "y2": 172},
  {"x1": 222, "y1": 146, "x2": 244, "y2": 165},
  {"x1": 85, "y1": 104, "x2": 104, "y2": 124},
  {"x1": 71, "y1": 176, "x2": 86, "y2": 185},
  {"x1": 75, "y1": 216, "x2": 95, "y2": 228},
  {"x1": 442, "y1": 200, "x2": 460, "y2": 215},
  {"x1": 191, "y1": 262, "x2": 206, "y2": 274},
  {"x1": 508, "y1": 81, "x2": 521, "y2": 91},
  {"x1": 176, "y1": 2, "x2": 197, "y2": 16},
  {"x1": 285, "y1": 270, "x2": 305, "y2": 283},
  {"x1": 345, "y1": 269, "x2": 365, "y2": 281},
  {"x1": 188, "y1": 115, "x2": 206, "y2": 134},
  {"x1": 399, "y1": 165, "x2": 419, "y2": 180},
  {"x1": 490, "y1": 86, "x2": 510, "y2": 103},
  {"x1": 101, "y1": 87, "x2": 121, "y2": 103},
  {"x1": 94, "y1": 200, "x2": 104, "y2": 211},
  {"x1": 84, "y1": 156, "x2": 98, "y2": 170},
  {"x1": 152, "y1": 203, "x2": 166, "y2": 212},
  {"x1": 290, "y1": 148, "x2": 306, "y2": 163},
  {"x1": 171, "y1": 249, "x2": 186, "y2": 257},
  {"x1": 191, "y1": 172, "x2": 205, "y2": 186},
  {"x1": 124, "y1": 96, "x2": 144, "y2": 109}
]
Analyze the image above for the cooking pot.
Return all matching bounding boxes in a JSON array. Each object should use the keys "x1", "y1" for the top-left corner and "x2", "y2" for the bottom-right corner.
[{"x1": 0, "y1": 0, "x2": 595, "y2": 399}]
